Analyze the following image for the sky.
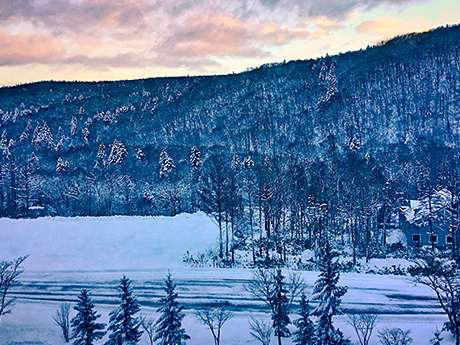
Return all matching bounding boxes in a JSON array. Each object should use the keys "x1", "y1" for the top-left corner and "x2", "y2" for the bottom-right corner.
[{"x1": 0, "y1": 0, "x2": 459, "y2": 86}]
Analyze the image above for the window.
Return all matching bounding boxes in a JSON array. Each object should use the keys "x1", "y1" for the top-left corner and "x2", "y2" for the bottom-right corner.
[
  {"x1": 429, "y1": 234, "x2": 438, "y2": 244},
  {"x1": 412, "y1": 234, "x2": 421, "y2": 242},
  {"x1": 446, "y1": 235, "x2": 453, "y2": 244}
]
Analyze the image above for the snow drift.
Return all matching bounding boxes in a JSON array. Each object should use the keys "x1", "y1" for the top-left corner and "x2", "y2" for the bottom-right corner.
[{"x1": 0, "y1": 212, "x2": 218, "y2": 271}]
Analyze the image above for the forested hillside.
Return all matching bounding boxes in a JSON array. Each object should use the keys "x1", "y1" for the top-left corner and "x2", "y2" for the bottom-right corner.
[{"x1": 0, "y1": 24, "x2": 459, "y2": 264}]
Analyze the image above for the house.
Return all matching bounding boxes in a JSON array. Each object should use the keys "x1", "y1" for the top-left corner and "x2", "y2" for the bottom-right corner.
[{"x1": 400, "y1": 189, "x2": 454, "y2": 246}]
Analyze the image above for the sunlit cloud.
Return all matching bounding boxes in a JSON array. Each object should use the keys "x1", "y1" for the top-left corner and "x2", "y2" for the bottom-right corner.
[
  {"x1": 0, "y1": 32, "x2": 65, "y2": 65},
  {"x1": 356, "y1": 17, "x2": 402, "y2": 35},
  {"x1": 0, "y1": 0, "x2": 458, "y2": 85}
]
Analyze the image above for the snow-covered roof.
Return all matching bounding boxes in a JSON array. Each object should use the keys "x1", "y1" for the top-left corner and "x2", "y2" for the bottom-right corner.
[{"x1": 401, "y1": 188, "x2": 453, "y2": 226}]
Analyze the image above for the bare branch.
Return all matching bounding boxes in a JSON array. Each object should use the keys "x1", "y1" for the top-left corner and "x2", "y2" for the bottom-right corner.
[
  {"x1": 54, "y1": 303, "x2": 71, "y2": 342},
  {"x1": 347, "y1": 313, "x2": 378, "y2": 345},
  {"x1": 0, "y1": 255, "x2": 29, "y2": 322},
  {"x1": 249, "y1": 317, "x2": 272, "y2": 345}
]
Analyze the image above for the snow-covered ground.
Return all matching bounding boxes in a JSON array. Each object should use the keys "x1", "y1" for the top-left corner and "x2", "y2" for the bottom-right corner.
[{"x1": 0, "y1": 214, "x2": 453, "y2": 344}]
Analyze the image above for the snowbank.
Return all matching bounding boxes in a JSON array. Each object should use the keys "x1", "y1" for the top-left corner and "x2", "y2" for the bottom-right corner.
[{"x1": 0, "y1": 212, "x2": 218, "y2": 271}]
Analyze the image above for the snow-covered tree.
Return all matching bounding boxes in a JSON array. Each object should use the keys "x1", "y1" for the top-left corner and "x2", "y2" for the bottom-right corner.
[
  {"x1": 430, "y1": 328, "x2": 443, "y2": 345},
  {"x1": 19, "y1": 120, "x2": 33, "y2": 142},
  {"x1": 293, "y1": 294, "x2": 315, "y2": 345},
  {"x1": 56, "y1": 157, "x2": 69, "y2": 172},
  {"x1": 231, "y1": 154, "x2": 240, "y2": 169},
  {"x1": 271, "y1": 269, "x2": 291, "y2": 345},
  {"x1": 159, "y1": 150, "x2": 175, "y2": 178},
  {"x1": 32, "y1": 121, "x2": 54, "y2": 149},
  {"x1": 70, "y1": 116, "x2": 78, "y2": 136},
  {"x1": 136, "y1": 148, "x2": 145, "y2": 161},
  {"x1": 105, "y1": 275, "x2": 142, "y2": 345},
  {"x1": 107, "y1": 140, "x2": 128, "y2": 165},
  {"x1": 242, "y1": 156, "x2": 254, "y2": 169},
  {"x1": 312, "y1": 241, "x2": 349, "y2": 345},
  {"x1": 70, "y1": 289, "x2": 105, "y2": 345},
  {"x1": 0, "y1": 130, "x2": 9, "y2": 156},
  {"x1": 190, "y1": 146, "x2": 202, "y2": 168},
  {"x1": 154, "y1": 272, "x2": 190, "y2": 345}
]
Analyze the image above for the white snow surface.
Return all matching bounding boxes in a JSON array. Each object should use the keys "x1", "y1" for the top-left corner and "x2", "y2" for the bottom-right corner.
[
  {"x1": 0, "y1": 212, "x2": 218, "y2": 271},
  {"x1": 0, "y1": 213, "x2": 454, "y2": 344}
]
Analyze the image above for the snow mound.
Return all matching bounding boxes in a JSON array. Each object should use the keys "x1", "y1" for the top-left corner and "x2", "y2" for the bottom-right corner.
[{"x1": 0, "y1": 212, "x2": 217, "y2": 271}]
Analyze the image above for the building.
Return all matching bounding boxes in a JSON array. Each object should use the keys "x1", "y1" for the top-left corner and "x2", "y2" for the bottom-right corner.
[{"x1": 400, "y1": 189, "x2": 454, "y2": 246}]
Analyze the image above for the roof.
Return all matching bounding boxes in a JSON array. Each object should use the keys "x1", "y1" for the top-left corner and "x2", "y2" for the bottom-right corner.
[{"x1": 401, "y1": 188, "x2": 453, "y2": 227}]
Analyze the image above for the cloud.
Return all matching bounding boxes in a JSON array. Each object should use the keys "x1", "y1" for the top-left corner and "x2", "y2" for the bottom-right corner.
[
  {"x1": 161, "y1": 12, "x2": 309, "y2": 61},
  {"x1": 0, "y1": 32, "x2": 65, "y2": 66},
  {"x1": 356, "y1": 17, "x2": 402, "y2": 35},
  {"x1": 0, "y1": 0, "x2": 430, "y2": 76},
  {"x1": 0, "y1": 0, "x2": 150, "y2": 35}
]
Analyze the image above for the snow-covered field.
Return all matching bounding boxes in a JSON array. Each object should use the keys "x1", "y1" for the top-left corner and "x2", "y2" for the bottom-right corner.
[{"x1": 0, "y1": 214, "x2": 453, "y2": 344}]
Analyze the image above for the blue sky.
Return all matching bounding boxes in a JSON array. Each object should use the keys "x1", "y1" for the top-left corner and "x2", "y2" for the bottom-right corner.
[{"x1": 0, "y1": 0, "x2": 458, "y2": 86}]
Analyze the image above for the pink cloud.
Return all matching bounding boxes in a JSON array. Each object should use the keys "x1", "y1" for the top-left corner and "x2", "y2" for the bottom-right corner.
[
  {"x1": 0, "y1": 32, "x2": 65, "y2": 65},
  {"x1": 165, "y1": 13, "x2": 309, "y2": 59}
]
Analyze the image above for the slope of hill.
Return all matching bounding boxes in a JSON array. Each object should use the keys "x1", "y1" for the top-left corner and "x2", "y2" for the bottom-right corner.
[{"x1": 0, "y1": 24, "x2": 459, "y2": 263}]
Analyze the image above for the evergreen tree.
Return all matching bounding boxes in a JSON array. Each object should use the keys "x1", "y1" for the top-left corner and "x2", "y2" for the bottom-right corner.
[
  {"x1": 154, "y1": 272, "x2": 190, "y2": 345},
  {"x1": 312, "y1": 241, "x2": 349, "y2": 345},
  {"x1": 293, "y1": 294, "x2": 315, "y2": 345},
  {"x1": 105, "y1": 275, "x2": 143, "y2": 345},
  {"x1": 70, "y1": 289, "x2": 105, "y2": 345},
  {"x1": 271, "y1": 268, "x2": 291, "y2": 345},
  {"x1": 190, "y1": 146, "x2": 202, "y2": 168},
  {"x1": 136, "y1": 148, "x2": 145, "y2": 161},
  {"x1": 430, "y1": 328, "x2": 443, "y2": 345},
  {"x1": 108, "y1": 140, "x2": 128, "y2": 165},
  {"x1": 159, "y1": 150, "x2": 175, "y2": 178}
]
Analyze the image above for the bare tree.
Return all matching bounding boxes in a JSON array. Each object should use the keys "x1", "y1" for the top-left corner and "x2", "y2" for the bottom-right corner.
[
  {"x1": 195, "y1": 302, "x2": 234, "y2": 345},
  {"x1": 377, "y1": 328, "x2": 412, "y2": 345},
  {"x1": 0, "y1": 255, "x2": 28, "y2": 323},
  {"x1": 245, "y1": 268, "x2": 305, "y2": 310},
  {"x1": 409, "y1": 254, "x2": 460, "y2": 345},
  {"x1": 54, "y1": 303, "x2": 71, "y2": 342},
  {"x1": 140, "y1": 316, "x2": 156, "y2": 345},
  {"x1": 249, "y1": 317, "x2": 272, "y2": 345},
  {"x1": 245, "y1": 268, "x2": 305, "y2": 345},
  {"x1": 347, "y1": 313, "x2": 378, "y2": 345}
]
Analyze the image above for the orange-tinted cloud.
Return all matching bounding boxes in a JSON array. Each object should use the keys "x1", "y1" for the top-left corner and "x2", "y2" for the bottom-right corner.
[
  {"x1": 165, "y1": 13, "x2": 309, "y2": 59},
  {"x1": 312, "y1": 16, "x2": 342, "y2": 29},
  {"x1": 356, "y1": 18, "x2": 401, "y2": 35},
  {"x1": 0, "y1": 32, "x2": 65, "y2": 65}
]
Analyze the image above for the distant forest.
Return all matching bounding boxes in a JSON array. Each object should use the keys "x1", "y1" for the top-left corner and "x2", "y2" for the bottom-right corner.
[{"x1": 0, "y1": 24, "x2": 459, "y2": 264}]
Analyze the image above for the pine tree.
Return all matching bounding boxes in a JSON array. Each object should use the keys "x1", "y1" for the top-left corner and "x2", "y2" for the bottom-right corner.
[
  {"x1": 57, "y1": 157, "x2": 68, "y2": 172},
  {"x1": 105, "y1": 275, "x2": 143, "y2": 345},
  {"x1": 190, "y1": 146, "x2": 202, "y2": 168},
  {"x1": 159, "y1": 150, "x2": 175, "y2": 178},
  {"x1": 107, "y1": 140, "x2": 128, "y2": 165},
  {"x1": 312, "y1": 241, "x2": 349, "y2": 345},
  {"x1": 154, "y1": 272, "x2": 190, "y2": 345},
  {"x1": 136, "y1": 148, "x2": 145, "y2": 161},
  {"x1": 293, "y1": 294, "x2": 315, "y2": 345},
  {"x1": 271, "y1": 268, "x2": 291, "y2": 345},
  {"x1": 70, "y1": 289, "x2": 105, "y2": 345},
  {"x1": 430, "y1": 328, "x2": 443, "y2": 345}
]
